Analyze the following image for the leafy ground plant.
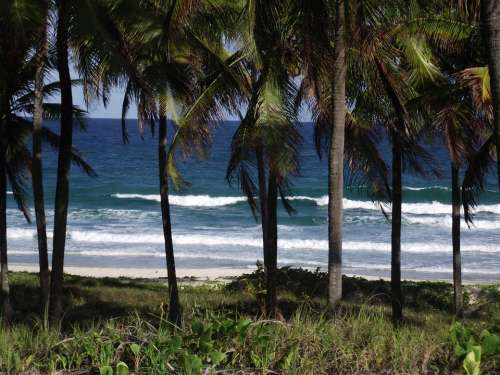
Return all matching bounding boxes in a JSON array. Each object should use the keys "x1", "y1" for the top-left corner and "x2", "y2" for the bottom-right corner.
[{"x1": 0, "y1": 270, "x2": 498, "y2": 373}]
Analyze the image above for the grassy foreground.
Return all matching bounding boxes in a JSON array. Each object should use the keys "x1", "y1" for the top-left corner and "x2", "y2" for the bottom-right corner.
[{"x1": 1, "y1": 267, "x2": 499, "y2": 374}]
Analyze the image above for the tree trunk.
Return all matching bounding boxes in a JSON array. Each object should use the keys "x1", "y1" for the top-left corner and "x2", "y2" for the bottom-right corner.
[
  {"x1": 481, "y1": 0, "x2": 500, "y2": 188},
  {"x1": 328, "y1": 0, "x2": 346, "y2": 308},
  {"x1": 256, "y1": 146, "x2": 270, "y2": 312},
  {"x1": 49, "y1": 0, "x2": 74, "y2": 324},
  {"x1": 391, "y1": 129, "x2": 403, "y2": 324},
  {"x1": 159, "y1": 101, "x2": 181, "y2": 325},
  {"x1": 451, "y1": 163, "x2": 463, "y2": 318},
  {"x1": 33, "y1": 1, "x2": 50, "y2": 312},
  {"x1": 265, "y1": 172, "x2": 278, "y2": 317},
  {"x1": 0, "y1": 109, "x2": 12, "y2": 322}
]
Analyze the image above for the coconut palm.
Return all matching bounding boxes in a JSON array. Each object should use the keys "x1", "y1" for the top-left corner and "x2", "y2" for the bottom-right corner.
[
  {"x1": 452, "y1": 0, "x2": 500, "y2": 186},
  {"x1": 49, "y1": 0, "x2": 76, "y2": 323},
  {"x1": 32, "y1": 0, "x2": 50, "y2": 311},
  {"x1": 480, "y1": 1, "x2": 500, "y2": 187},
  {"x1": 0, "y1": 75, "x2": 93, "y2": 323},
  {"x1": 48, "y1": 0, "x2": 158, "y2": 322},
  {"x1": 327, "y1": 0, "x2": 347, "y2": 308},
  {"x1": 345, "y1": 0, "x2": 447, "y2": 323},
  {"x1": 417, "y1": 80, "x2": 478, "y2": 317},
  {"x1": 0, "y1": 0, "x2": 47, "y2": 321},
  {"x1": 287, "y1": 0, "x2": 346, "y2": 308},
  {"x1": 86, "y1": 0, "x2": 242, "y2": 323},
  {"x1": 220, "y1": 0, "x2": 306, "y2": 317}
]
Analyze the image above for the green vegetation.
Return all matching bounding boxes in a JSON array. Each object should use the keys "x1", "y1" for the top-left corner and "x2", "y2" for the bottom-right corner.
[{"x1": 0, "y1": 269, "x2": 498, "y2": 374}]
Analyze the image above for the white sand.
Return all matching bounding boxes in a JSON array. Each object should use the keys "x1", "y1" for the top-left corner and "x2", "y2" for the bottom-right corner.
[
  {"x1": 9, "y1": 264, "x2": 255, "y2": 280},
  {"x1": 11, "y1": 263, "x2": 493, "y2": 284}
]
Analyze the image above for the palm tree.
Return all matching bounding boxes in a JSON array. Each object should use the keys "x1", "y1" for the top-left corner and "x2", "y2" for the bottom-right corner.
[
  {"x1": 0, "y1": 0, "x2": 45, "y2": 321},
  {"x1": 0, "y1": 78, "x2": 93, "y2": 324},
  {"x1": 49, "y1": 0, "x2": 75, "y2": 323},
  {"x1": 289, "y1": 0, "x2": 346, "y2": 308},
  {"x1": 452, "y1": 0, "x2": 500, "y2": 184},
  {"x1": 480, "y1": 1, "x2": 500, "y2": 187},
  {"x1": 32, "y1": 0, "x2": 50, "y2": 311},
  {"x1": 158, "y1": 98, "x2": 181, "y2": 325},
  {"x1": 48, "y1": 0, "x2": 155, "y2": 322},
  {"x1": 223, "y1": 0, "x2": 303, "y2": 317},
  {"x1": 351, "y1": 0, "x2": 446, "y2": 323},
  {"x1": 102, "y1": 0, "x2": 239, "y2": 323},
  {"x1": 327, "y1": 0, "x2": 347, "y2": 308}
]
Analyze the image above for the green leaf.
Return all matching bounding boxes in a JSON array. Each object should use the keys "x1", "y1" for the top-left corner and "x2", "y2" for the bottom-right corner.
[
  {"x1": 192, "y1": 321, "x2": 204, "y2": 336},
  {"x1": 100, "y1": 365, "x2": 113, "y2": 375},
  {"x1": 116, "y1": 362, "x2": 129, "y2": 375},
  {"x1": 454, "y1": 343, "x2": 467, "y2": 358},
  {"x1": 208, "y1": 351, "x2": 226, "y2": 365},
  {"x1": 169, "y1": 336, "x2": 183, "y2": 352},
  {"x1": 130, "y1": 343, "x2": 141, "y2": 356},
  {"x1": 183, "y1": 353, "x2": 203, "y2": 375},
  {"x1": 199, "y1": 340, "x2": 213, "y2": 353},
  {"x1": 481, "y1": 332, "x2": 500, "y2": 355},
  {"x1": 235, "y1": 319, "x2": 252, "y2": 339},
  {"x1": 466, "y1": 338, "x2": 478, "y2": 353},
  {"x1": 463, "y1": 351, "x2": 481, "y2": 375},
  {"x1": 471, "y1": 346, "x2": 482, "y2": 363}
]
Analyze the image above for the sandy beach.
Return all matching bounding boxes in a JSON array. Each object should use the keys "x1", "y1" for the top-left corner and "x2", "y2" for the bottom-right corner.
[
  {"x1": 9, "y1": 264, "x2": 256, "y2": 280},
  {"x1": 12, "y1": 263, "x2": 486, "y2": 284}
]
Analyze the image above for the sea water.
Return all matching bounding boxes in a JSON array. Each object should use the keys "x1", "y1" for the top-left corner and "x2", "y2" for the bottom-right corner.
[{"x1": 6, "y1": 119, "x2": 500, "y2": 281}]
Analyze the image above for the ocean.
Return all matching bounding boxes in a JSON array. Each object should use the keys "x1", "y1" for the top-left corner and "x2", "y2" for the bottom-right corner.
[{"x1": 6, "y1": 119, "x2": 500, "y2": 282}]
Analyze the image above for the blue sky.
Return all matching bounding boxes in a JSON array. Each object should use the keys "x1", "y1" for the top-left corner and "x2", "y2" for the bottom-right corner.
[{"x1": 63, "y1": 69, "x2": 311, "y2": 121}]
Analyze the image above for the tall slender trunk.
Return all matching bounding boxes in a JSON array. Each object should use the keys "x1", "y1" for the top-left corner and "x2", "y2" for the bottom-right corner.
[
  {"x1": 0, "y1": 105, "x2": 12, "y2": 322},
  {"x1": 33, "y1": 2, "x2": 50, "y2": 311},
  {"x1": 328, "y1": 0, "x2": 346, "y2": 308},
  {"x1": 256, "y1": 146, "x2": 268, "y2": 254},
  {"x1": 481, "y1": 0, "x2": 500, "y2": 187},
  {"x1": 265, "y1": 172, "x2": 278, "y2": 317},
  {"x1": 256, "y1": 146, "x2": 271, "y2": 313},
  {"x1": 451, "y1": 163, "x2": 463, "y2": 318},
  {"x1": 391, "y1": 129, "x2": 403, "y2": 324},
  {"x1": 159, "y1": 101, "x2": 181, "y2": 325},
  {"x1": 49, "y1": 0, "x2": 74, "y2": 323}
]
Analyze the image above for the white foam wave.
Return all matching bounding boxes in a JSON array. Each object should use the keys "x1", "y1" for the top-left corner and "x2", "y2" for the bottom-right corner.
[
  {"x1": 7, "y1": 228, "x2": 36, "y2": 239},
  {"x1": 341, "y1": 198, "x2": 500, "y2": 216},
  {"x1": 404, "y1": 186, "x2": 450, "y2": 191},
  {"x1": 63, "y1": 250, "x2": 324, "y2": 266},
  {"x1": 112, "y1": 194, "x2": 246, "y2": 207},
  {"x1": 68, "y1": 230, "x2": 500, "y2": 254},
  {"x1": 112, "y1": 192, "x2": 500, "y2": 216},
  {"x1": 404, "y1": 215, "x2": 500, "y2": 230}
]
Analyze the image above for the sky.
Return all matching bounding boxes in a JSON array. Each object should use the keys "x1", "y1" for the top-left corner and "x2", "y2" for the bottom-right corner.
[{"x1": 60, "y1": 68, "x2": 311, "y2": 121}]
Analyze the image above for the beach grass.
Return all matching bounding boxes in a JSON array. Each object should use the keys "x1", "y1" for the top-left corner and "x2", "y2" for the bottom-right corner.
[{"x1": 0, "y1": 269, "x2": 499, "y2": 374}]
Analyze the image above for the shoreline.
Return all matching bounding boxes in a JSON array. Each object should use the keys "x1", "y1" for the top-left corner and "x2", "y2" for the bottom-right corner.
[
  {"x1": 9, "y1": 264, "x2": 253, "y2": 280},
  {"x1": 9, "y1": 263, "x2": 499, "y2": 284}
]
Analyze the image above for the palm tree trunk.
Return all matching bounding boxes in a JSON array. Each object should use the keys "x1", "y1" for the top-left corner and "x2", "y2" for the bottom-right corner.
[
  {"x1": 33, "y1": 2, "x2": 50, "y2": 311},
  {"x1": 481, "y1": 0, "x2": 500, "y2": 187},
  {"x1": 328, "y1": 0, "x2": 346, "y2": 308},
  {"x1": 256, "y1": 146, "x2": 271, "y2": 311},
  {"x1": 256, "y1": 146, "x2": 268, "y2": 253},
  {"x1": 159, "y1": 102, "x2": 181, "y2": 325},
  {"x1": 0, "y1": 111, "x2": 12, "y2": 322},
  {"x1": 265, "y1": 173, "x2": 278, "y2": 317},
  {"x1": 49, "y1": 0, "x2": 74, "y2": 323},
  {"x1": 451, "y1": 163, "x2": 463, "y2": 318},
  {"x1": 391, "y1": 129, "x2": 403, "y2": 324}
]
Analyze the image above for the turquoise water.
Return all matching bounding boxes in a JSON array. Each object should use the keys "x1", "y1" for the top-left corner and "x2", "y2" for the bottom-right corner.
[{"x1": 6, "y1": 119, "x2": 500, "y2": 281}]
